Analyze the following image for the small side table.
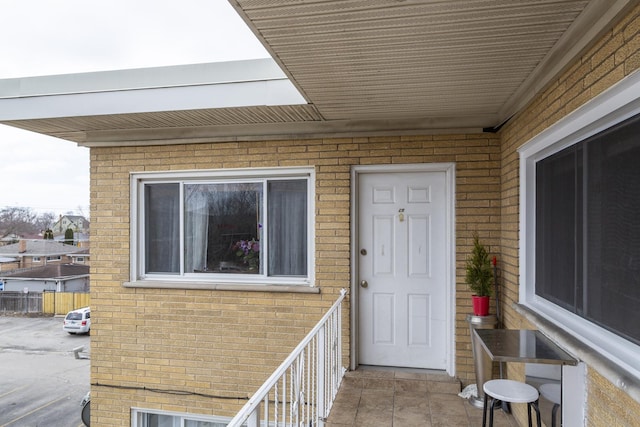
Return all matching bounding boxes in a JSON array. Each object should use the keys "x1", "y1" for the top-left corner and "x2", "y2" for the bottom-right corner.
[{"x1": 467, "y1": 314, "x2": 497, "y2": 408}]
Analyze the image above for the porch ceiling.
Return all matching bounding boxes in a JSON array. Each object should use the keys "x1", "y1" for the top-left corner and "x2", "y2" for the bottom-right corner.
[
  {"x1": 1, "y1": 0, "x2": 637, "y2": 145},
  {"x1": 230, "y1": 0, "x2": 634, "y2": 128}
]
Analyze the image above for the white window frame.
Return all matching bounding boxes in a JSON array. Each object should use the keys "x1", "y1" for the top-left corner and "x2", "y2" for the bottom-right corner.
[
  {"x1": 131, "y1": 407, "x2": 230, "y2": 427},
  {"x1": 130, "y1": 166, "x2": 315, "y2": 287},
  {"x1": 519, "y1": 70, "x2": 640, "y2": 379}
]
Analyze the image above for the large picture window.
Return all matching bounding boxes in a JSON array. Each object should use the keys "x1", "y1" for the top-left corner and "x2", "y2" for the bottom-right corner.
[
  {"x1": 133, "y1": 168, "x2": 313, "y2": 285},
  {"x1": 520, "y1": 72, "x2": 640, "y2": 378},
  {"x1": 535, "y1": 113, "x2": 640, "y2": 345}
]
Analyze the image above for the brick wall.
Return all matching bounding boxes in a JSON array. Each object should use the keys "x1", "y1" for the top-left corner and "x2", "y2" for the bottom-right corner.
[
  {"x1": 89, "y1": 134, "x2": 500, "y2": 424},
  {"x1": 499, "y1": 3, "x2": 640, "y2": 426}
]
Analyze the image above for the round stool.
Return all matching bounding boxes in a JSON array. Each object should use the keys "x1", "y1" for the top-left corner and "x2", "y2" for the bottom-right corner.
[
  {"x1": 482, "y1": 379, "x2": 541, "y2": 427},
  {"x1": 539, "y1": 383, "x2": 561, "y2": 427}
]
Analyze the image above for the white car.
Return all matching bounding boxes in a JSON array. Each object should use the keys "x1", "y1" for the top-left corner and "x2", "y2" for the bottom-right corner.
[{"x1": 63, "y1": 307, "x2": 91, "y2": 334}]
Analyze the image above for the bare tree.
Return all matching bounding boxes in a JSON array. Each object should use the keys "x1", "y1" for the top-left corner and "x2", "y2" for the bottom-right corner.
[
  {"x1": 35, "y1": 212, "x2": 56, "y2": 232},
  {"x1": 0, "y1": 207, "x2": 57, "y2": 237},
  {"x1": 0, "y1": 207, "x2": 38, "y2": 236}
]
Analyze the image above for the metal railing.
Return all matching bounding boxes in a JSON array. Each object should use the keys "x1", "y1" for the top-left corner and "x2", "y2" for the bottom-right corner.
[{"x1": 228, "y1": 288, "x2": 348, "y2": 427}]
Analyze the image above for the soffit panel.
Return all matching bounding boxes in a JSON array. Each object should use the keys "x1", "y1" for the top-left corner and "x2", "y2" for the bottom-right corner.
[
  {"x1": 3, "y1": 104, "x2": 323, "y2": 143},
  {"x1": 234, "y1": 0, "x2": 589, "y2": 122}
]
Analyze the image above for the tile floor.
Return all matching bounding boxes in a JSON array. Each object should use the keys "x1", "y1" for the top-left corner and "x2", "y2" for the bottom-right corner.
[{"x1": 326, "y1": 367, "x2": 518, "y2": 427}]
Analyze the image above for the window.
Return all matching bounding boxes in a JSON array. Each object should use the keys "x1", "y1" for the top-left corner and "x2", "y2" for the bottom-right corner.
[
  {"x1": 46, "y1": 255, "x2": 61, "y2": 261},
  {"x1": 132, "y1": 168, "x2": 314, "y2": 285},
  {"x1": 33, "y1": 257, "x2": 41, "y2": 262},
  {"x1": 132, "y1": 408, "x2": 230, "y2": 427},
  {"x1": 520, "y1": 71, "x2": 640, "y2": 378},
  {"x1": 535, "y1": 113, "x2": 640, "y2": 345}
]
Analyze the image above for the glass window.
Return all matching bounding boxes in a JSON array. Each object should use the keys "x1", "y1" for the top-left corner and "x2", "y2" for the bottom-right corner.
[
  {"x1": 184, "y1": 182, "x2": 263, "y2": 274},
  {"x1": 267, "y1": 180, "x2": 308, "y2": 276},
  {"x1": 145, "y1": 183, "x2": 180, "y2": 274},
  {"x1": 132, "y1": 409, "x2": 230, "y2": 427},
  {"x1": 535, "y1": 113, "x2": 640, "y2": 345},
  {"x1": 134, "y1": 168, "x2": 313, "y2": 284}
]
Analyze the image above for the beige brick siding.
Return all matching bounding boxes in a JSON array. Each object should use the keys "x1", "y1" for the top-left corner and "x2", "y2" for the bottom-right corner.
[
  {"x1": 90, "y1": 134, "x2": 500, "y2": 424},
  {"x1": 499, "y1": 3, "x2": 640, "y2": 426}
]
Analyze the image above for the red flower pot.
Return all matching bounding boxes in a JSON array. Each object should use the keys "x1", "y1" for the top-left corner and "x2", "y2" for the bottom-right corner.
[{"x1": 472, "y1": 295, "x2": 490, "y2": 316}]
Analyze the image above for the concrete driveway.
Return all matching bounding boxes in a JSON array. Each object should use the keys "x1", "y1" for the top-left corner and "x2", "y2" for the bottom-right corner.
[{"x1": 0, "y1": 315, "x2": 90, "y2": 427}]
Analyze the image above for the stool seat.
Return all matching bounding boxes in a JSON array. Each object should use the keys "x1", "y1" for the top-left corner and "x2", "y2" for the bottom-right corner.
[
  {"x1": 482, "y1": 379, "x2": 541, "y2": 427},
  {"x1": 539, "y1": 383, "x2": 561, "y2": 404},
  {"x1": 484, "y1": 379, "x2": 539, "y2": 403}
]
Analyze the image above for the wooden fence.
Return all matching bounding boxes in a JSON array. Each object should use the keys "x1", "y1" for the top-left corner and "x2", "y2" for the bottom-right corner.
[
  {"x1": 0, "y1": 292, "x2": 42, "y2": 313},
  {"x1": 43, "y1": 292, "x2": 90, "y2": 315},
  {"x1": 0, "y1": 291, "x2": 89, "y2": 315}
]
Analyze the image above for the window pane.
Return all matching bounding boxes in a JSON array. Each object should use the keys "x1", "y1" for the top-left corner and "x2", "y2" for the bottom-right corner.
[
  {"x1": 535, "y1": 149, "x2": 579, "y2": 310},
  {"x1": 535, "y1": 113, "x2": 640, "y2": 346},
  {"x1": 586, "y1": 114, "x2": 640, "y2": 345},
  {"x1": 184, "y1": 420, "x2": 228, "y2": 427},
  {"x1": 184, "y1": 183, "x2": 262, "y2": 273},
  {"x1": 145, "y1": 183, "x2": 180, "y2": 274},
  {"x1": 144, "y1": 413, "x2": 175, "y2": 427},
  {"x1": 268, "y1": 180, "x2": 307, "y2": 276}
]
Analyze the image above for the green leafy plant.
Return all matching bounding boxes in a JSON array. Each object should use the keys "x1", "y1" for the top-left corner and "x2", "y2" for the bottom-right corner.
[
  {"x1": 233, "y1": 238, "x2": 260, "y2": 271},
  {"x1": 465, "y1": 232, "x2": 493, "y2": 297}
]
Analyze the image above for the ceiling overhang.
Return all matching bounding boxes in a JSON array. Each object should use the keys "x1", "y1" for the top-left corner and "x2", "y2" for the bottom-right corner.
[{"x1": 0, "y1": 0, "x2": 638, "y2": 146}]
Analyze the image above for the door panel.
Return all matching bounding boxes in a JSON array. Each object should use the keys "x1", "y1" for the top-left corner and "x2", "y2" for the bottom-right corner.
[
  {"x1": 408, "y1": 215, "x2": 430, "y2": 276},
  {"x1": 372, "y1": 216, "x2": 394, "y2": 275},
  {"x1": 358, "y1": 171, "x2": 448, "y2": 369},
  {"x1": 372, "y1": 293, "x2": 395, "y2": 344}
]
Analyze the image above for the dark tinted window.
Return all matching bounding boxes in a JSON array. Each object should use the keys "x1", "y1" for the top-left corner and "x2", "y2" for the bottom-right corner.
[{"x1": 535, "y1": 113, "x2": 640, "y2": 345}]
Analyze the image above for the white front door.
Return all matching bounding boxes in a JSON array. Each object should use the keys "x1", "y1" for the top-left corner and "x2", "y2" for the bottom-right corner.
[{"x1": 357, "y1": 170, "x2": 449, "y2": 369}]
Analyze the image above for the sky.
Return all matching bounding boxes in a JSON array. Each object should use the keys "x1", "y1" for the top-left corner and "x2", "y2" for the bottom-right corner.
[{"x1": 0, "y1": 0, "x2": 269, "y2": 217}]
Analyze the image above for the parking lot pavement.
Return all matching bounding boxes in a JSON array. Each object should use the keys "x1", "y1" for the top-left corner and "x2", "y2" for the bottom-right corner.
[{"x1": 0, "y1": 316, "x2": 90, "y2": 427}]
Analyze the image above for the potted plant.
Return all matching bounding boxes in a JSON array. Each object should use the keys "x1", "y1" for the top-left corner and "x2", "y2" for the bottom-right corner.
[{"x1": 465, "y1": 232, "x2": 493, "y2": 316}]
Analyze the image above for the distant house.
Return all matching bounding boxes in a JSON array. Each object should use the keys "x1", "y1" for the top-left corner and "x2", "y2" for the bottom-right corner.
[
  {"x1": 0, "y1": 232, "x2": 42, "y2": 245},
  {"x1": 51, "y1": 215, "x2": 89, "y2": 235},
  {"x1": 0, "y1": 263, "x2": 89, "y2": 292},
  {"x1": 0, "y1": 256, "x2": 18, "y2": 273},
  {"x1": 67, "y1": 247, "x2": 90, "y2": 264},
  {"x1": 0, "y1": 240, "x2": 88, "y2": 271}
]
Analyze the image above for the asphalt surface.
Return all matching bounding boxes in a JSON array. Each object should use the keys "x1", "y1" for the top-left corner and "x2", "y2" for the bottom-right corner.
[{"x1": 0, "y1": 316, "x2": 90, "y2": 427}]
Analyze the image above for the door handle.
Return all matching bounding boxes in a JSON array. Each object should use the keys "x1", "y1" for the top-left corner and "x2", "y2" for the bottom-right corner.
[{"x1": 360, "y1": 280, "x2": 368, "y2": 288}]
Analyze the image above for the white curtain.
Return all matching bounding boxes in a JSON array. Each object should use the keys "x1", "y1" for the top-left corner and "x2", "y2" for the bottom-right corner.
[
  {"x1": 268, "y1": 180, "x2": 307, "y2": 276},
  {"x1": 185, "y1": 188, "x2": 210, "y2": 272}
]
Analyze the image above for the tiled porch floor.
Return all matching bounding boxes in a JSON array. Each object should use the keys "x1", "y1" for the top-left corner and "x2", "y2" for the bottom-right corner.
[{"x1": 326, "y1": 367, "x2": 518, "y2": 427}]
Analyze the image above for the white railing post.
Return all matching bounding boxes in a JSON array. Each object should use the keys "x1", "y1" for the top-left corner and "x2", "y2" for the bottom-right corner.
[
  {"x1": 227, "y1": 289, "x2": 347, "y2": 427},
  {"x1": 317, "y1": 322, "x2": 326, "y2": 426}
]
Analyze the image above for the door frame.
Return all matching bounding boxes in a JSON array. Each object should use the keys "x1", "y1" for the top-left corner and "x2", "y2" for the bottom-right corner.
[{"x1": 350, "y1": 163, "x2": 456, "y2": 375}]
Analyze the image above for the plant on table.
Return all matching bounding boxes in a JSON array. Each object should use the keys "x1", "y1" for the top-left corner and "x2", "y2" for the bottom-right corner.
[{"x1": 465, "y1": 232, "x2": 493, "y2": 316}]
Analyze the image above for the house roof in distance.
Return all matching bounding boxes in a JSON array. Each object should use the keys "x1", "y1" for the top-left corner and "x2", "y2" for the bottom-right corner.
[
  {"x1": 0, "y1": 240, "x2": 85, "y2": 257},
  {"x1": 1, "y1": 263, "x2": 89, "y2": 279}
]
